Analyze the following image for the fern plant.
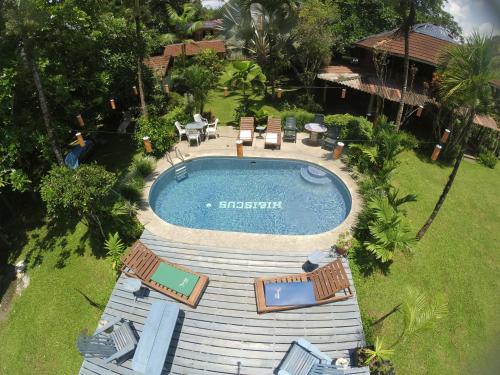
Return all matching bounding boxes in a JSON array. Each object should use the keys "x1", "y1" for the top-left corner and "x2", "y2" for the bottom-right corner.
[
  {"x1": 364, "y1": 195, "x2": 415, "y2": 263},
  {"x1": 104, "y1": 232, "x2": 126, "y2": 272}
]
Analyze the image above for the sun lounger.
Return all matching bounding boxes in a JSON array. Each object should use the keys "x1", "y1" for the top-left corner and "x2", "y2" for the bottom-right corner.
[
  {"x1": 238, "y1": 117, "x2": 255, "y2": 145},
  {"x1": 265, "y1": 117, "x2": 282, "y2": 149},
  {"x1": 254, "y1": 259, "x2": 352, "y2": 313},
  {"x1": 121, "y1": 241, "x2": 209, "y2": 308}
]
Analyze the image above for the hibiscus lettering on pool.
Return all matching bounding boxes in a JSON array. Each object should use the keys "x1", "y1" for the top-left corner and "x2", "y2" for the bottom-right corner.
[{"x1": 218, "y1": 201, "x2": 283, "y2": 209}]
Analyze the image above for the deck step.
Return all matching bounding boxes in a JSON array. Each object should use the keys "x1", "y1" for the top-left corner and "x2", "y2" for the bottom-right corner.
[{"x1": 300, "y1": 167, "x2": 331, "y2": 185}]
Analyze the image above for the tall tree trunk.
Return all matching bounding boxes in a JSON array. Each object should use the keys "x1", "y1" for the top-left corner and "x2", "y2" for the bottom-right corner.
[
  {"x1": 416, "y1": 111, "x2": 475, "y2": 240},
  {"x1": 395, "y1": 29, "x2": 410, "y2": 130},
  {"x1": 134, "y1": 2, "x2": 148, "y2": 119},
  {"x1": 22, "y1": 46, "x2": 64, "y2": 165}
]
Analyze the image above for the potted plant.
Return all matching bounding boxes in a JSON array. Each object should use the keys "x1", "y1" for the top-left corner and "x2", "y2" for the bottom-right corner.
[
  {"x1": 335, "y1": 231, "x2": 352, "y2": 256},
  {"x1": 354, "y1": 337, "x2": 395, "y2": 374}
]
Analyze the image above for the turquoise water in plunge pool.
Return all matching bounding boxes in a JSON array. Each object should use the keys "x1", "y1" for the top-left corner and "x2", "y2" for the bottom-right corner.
[{"x1": 149, "y1": 157, "x2": 352, "y2": 235}]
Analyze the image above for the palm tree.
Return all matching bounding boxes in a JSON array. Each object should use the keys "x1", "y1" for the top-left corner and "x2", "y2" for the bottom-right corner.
[
  {"x1": 165, "y1": 3, "x2": 203, "y2": 42},
  {"x1": 122, "y1": 0, "x2": 149, "y2": 118},
  {"x1": 221, "y1": 0, "x2": 297, "y2": 96},
  {"x1": 393, "y1": 0, "x2": 416, "y2": 130},
  {"x1": 417, "y1": 32, "x2": 499, "y2": 240},
  {"x1": 226, "y1": 60, "x2": 267, "y2": 102},
  {"x1": 5, "y1": 0, "x2": 64, "y2": 165}
]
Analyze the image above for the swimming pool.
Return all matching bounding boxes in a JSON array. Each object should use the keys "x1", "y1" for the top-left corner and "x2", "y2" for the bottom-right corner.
[{"x1": 149, "y1": 157, "x2": 352, "y2": 235}]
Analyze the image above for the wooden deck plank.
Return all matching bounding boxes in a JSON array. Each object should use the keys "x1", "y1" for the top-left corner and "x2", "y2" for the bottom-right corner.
[{"x1": 80, "y1": 233, "x2": 369, "y2": 375}]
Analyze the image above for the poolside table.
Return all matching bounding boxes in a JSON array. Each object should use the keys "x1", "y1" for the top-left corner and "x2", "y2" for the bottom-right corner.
[
  {"x1": 132, "y1": 301, "x2": 180, "y2": 375},
  {"x1": 256, "y1": 125, "x2": 267, "y2": 138},
  {"x1": 304, "y1": 123, "x2": 327, "y2": 145},
  {"x1": 186, "y1": 122, "x2": 207, "y2": 141}
]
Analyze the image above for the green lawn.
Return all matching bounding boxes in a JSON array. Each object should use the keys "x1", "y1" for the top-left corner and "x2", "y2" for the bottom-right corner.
[
  {"x1": 0, "y1": 221, "x2": 116, "y2": 375},
  {"x1": 204, "y1": 61, "x2": 284, "y2": 125},
  {"x1": 0, "y1": 133, "x2": 138, "y2": 375},
  {"x1": 352, "y1": 151, "x2": 500, "y2": 374}
]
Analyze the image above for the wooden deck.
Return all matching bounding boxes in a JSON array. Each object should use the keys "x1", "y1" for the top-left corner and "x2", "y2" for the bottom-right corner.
[{"x1": 79, "y1": 231, "x2": 369, "y2": 375}]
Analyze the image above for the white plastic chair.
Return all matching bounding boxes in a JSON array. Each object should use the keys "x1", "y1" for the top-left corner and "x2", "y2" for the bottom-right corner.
[
  {"x1": 193, "y1": 113, "x2": 208, "y2": 125},
  {"x1": 174, "y1": 121, "x2": 186, "y2": 142},
  {"x1": 206, "y1": 118, "x2": 219, "y2": 139},
  {"x1": 187, "y1": 129, "x2": 201, "y2": 146}
]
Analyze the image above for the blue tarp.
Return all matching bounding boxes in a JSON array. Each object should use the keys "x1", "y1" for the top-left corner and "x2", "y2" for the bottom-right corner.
[
  {"x1": 265, "y1": 281, "x2": 316, "y2": 306},
  {"x1": 64, "y1": 140, "x2": 92, "y2": 169}
]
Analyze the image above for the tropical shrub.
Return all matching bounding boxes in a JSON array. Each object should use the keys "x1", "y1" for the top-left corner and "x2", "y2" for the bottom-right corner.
[
  {"x1": 364, "y1": 195, "x2": 415, "y2": 263},
  {"x1": 131, "y1": 155, "x2": 155, "y2": 177},
  {"x1": 104, "y1": 232, "x2": 126, "y2": 273},
  {"x1": 295, "y1": 93, "x2": 323, "y2": 113},
  {"x1": 134, "y1": 105, "x2": 190, "y2": 156},
  {"x1": 40, "y1": 164, "x2": 117, "y2": 237},
  {"x1": 324, "y1": 113, "x2": 373, "y2": 141},
  {"x1": 477, "y1": 149, "x2": 497, "y2": 169},
  {"x1": 40, "y1": 164, "x2": 116, "y2": 218}
]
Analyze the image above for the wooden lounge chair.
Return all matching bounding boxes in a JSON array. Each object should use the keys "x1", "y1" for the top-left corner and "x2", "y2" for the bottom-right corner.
[
  {"x1": 121, "y1": 241, "x2": 209, "y2": 308},
  {"x1": 238, "y1": 116, "x2": 255, "y2": 145},
  {"x1": 265, "y1": 116, "x2": 282, "y2": 149},
  {"x1": 254, "y1": 259, "x2": 352, "y2": 313}
]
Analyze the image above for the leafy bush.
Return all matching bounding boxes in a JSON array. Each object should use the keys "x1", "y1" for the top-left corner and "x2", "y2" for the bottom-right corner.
[
  {"x1": 295, "y1": 93, "x2": 323, "y2": 113},
  {"x1": 40, "y1": 164, "x2": 116, "y2": 219},
  {"x1": 118, "y1": 174, "x2": 144, "y2": 203},
  {"x1": 134, "y1": 105, "x2": 190, "y2": 156},
  {"x1": 131, "y1": 155, "x2": 155, "y2": 177},
  {"x1": 104, "y1": 232, "x2": 126, "y2": 272},
  {"x1": 478, "y1": 149, "x2": 497, "y2": 169},
  {"x1": 324, "y1": 114, "x2": 373, "y2": 141}
]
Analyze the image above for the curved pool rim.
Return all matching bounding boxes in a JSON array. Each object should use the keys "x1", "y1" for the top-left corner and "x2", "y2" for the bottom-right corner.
[
  {"x1": 139, "y1": 150, "x2": 361, "y2": 251},
  {"x1": 148, "y1": 156, "x2": 353, "y2": 235}
]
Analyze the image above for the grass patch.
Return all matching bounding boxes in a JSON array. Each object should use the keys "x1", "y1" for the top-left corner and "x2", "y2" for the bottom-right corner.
[
  {"x1": 352, "y1": 151, "x2": 500, "y2": 374},
  {"x1": 0, "y1": 132, "x2": 139, "y2": 375},
  {"x1": 0, "y1": 221, "x2": 116, "y2": 375}
]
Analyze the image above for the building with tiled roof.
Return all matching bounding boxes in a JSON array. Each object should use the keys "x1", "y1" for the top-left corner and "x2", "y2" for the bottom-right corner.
[
  {"x1": 144, "y1": 40, "x2": 226, "y2": 78},
  {"x1": 355, "y1": 23, "x2": 457, "y2": 66},
  {"x1": 317, "y1": 24, "x2": 498, "y2": 132}
]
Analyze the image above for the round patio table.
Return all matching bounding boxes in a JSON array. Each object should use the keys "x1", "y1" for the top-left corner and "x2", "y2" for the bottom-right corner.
[
  {"x1": 186, "y1": 122, "x2": 207, "y2": 141},
  {"x1": 304, "y1": 123, "x2": 327, "y2": 145},
  {"x1": 185, "y1": 122, "x2": 206, "y2": 130}
]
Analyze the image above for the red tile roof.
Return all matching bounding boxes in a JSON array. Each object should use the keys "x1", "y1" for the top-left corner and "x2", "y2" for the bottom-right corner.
[
  {"x1": 319, "y1": 65, "x2": 431, "y2": 107},
  {"x1": 356, "y1": 29, "x2": 455, "y2": 66},
  {"x1": 490, "y1": 80, "x2": 500, "y2": 89},
  {"x1": 163, "y1": 40, "x2": 226, "y2": 57},
  {"x1": 143, "y1": 55, "x2": 171, "y2": 77}
]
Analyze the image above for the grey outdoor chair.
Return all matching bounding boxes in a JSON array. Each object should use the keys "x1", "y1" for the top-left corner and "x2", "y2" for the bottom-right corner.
[
  {"x1": 283, "y1": 117, "x2": 297, "y2": 143},
  {"x1": 277, "y1": 339, "x2": 339, "y2": 375},
  {"x1": 187, "y1": 129, "x2": 201, "y2": 146},
  {"x1": 322, "y1": 126, "x2": 340, "y2": 150},
  {"x1": 313, "y1": 114, "x2": 325, "y2": 125},
  {"x1": 77, "y1": 316, "x2": 137, "y2": 364}
]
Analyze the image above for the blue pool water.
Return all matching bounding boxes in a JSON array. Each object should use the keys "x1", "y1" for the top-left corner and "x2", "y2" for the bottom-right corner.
[{"x1": 149, "y1": 157, "x2": 352, "y2": 235}]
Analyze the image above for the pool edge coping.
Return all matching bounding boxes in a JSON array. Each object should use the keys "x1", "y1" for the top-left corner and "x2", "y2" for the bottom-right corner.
[{"x1": 138, "y1": 148, "x2": 362, "y2": 251}]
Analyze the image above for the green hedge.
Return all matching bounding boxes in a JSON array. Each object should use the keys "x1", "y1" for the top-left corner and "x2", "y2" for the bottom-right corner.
[{"x1": 324, "y1": 114, "x2": 373, "y2": 141}]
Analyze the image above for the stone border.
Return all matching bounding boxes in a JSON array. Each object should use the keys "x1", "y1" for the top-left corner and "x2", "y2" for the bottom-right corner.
[{"x1": 138, "y1": 143, "x2": 361, "y2": 251}]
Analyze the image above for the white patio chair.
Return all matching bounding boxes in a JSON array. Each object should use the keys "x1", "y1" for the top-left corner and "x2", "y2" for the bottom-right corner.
[
  {"x1": 187, "y1": 129, "x2": 201, "y2": 146},
  {"x1": 174, "y1": 121, "x2": 186, "y2": 142},
  {"x1": 193, "y1": 113, "x2": 208, "y2": 125},
  {"x1": 206, "y1": 118, "x2": 219, "y2": 139}
]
